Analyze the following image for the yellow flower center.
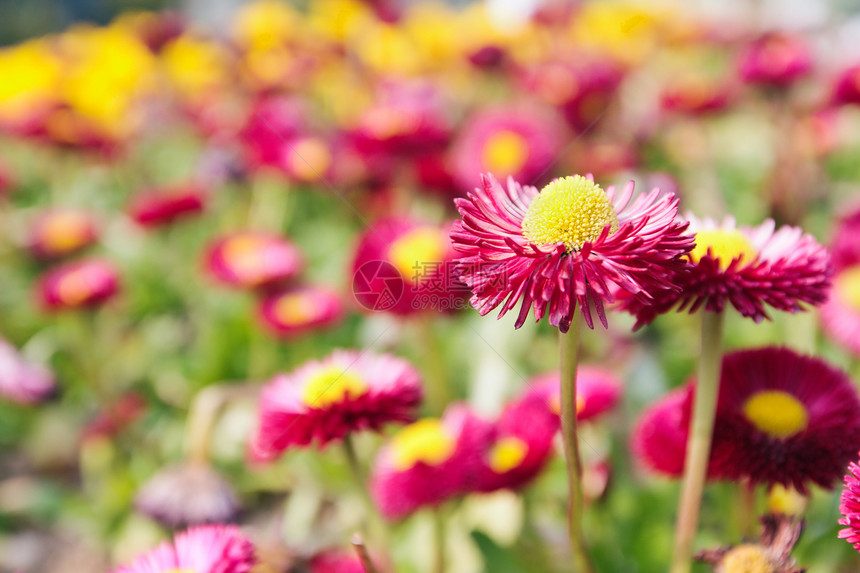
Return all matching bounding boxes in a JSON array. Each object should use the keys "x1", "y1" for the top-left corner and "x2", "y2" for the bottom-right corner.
[
  {"x1": 273, "y1": 292, "x2": 316, "y2": 325},
  {"x1": 835, "y1": 265, "x2": 860, "y2": 312},
  {"x1": 387, "y1": 228, "x2": 447, "y2": 282},
  {"x1": 390, "y1": 418, "x2": 456, "y2": 471},
  {"x1": 482, "y1": 130, "x2": 529, "y2": 175},
  {"x1": 767, "y1": 484, "x2": 807, "y2": 516},
  {"x1": 689, "y1": 229, "x2": 758, "y2": 270},
  {"x1": 222, "y1": 235, "x2": 269, "y2": 284},
  {"x1": 721, "y1": 544, "x2": 774, "y2": 573},
  {"x1": 742, "y1": 390, "x2": 809, "y2": 439},
  {"x1": 41, "y1": 212, "x2": 90, "y2": 254},
  {"x1": 489, "y1": 436, "x2": 528, "y2": 473},
  {"x1": 287, "y1": 137, "x2": 332, "y2": 182},
  {"x1": 521, "y1": 175, "x2": 619, "y2": 253},
  {"x1": 56, "y1": 268, "x2": 96, "y2": 306},
  {"x1": 301, "y1": 366, "x2": 368, "y2": 409}
]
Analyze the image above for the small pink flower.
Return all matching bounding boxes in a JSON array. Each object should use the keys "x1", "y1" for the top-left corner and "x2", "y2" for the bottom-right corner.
[
  {"x1": 449, "y1": 107, "x2": 565, "y2": 193},
  {"x1": 452, "y1": 174, "x2": 692, "y2": 331},
  {"x1": 28, "y1": 210, "x2": 98, "y2": 259},
  {"x1": 630, "y1": 385, "x2": 695, "y2": 478},
  {"x1": 370, "y1": 405, "x2": 493, "y2": 520},
  {"x1": 529, "y1": 365, "x2": 623, "y2": 422},
  {"x1": 839, "y1": 455, "x2": 860, "y2": 552},
  {"x1": 257, "y1": 286, "x2": 344, "y2": 338},
  {"x1": 129, "y1": 183, "x2": 206, "y2": 227},
  {"x1": 0, "y1": 339, "x2": 55, "y2": 405},
  {"x1": 112, "y1": 524, "x2": 256, "y2": 573},
  {"x1": 821, "y1": 208, "x2": 860, "y2": 355},
  {"x1": 251, "y1": 350, "x2": 422, "y2": 458},
  {"x1": 352, "y1": 217, "x2": 467, "y2": 316},
  {"x1": 661, "y1": 75, "x2": 734, "y2": 116},
  {"x1": 310, "y1": 550, "x2": 386, "y2": 573},
  {"x1": 37, "y1": 258, "x2": 120, "y2": 310},
  {"x1": 831, "y1": 63, "x2": 860, "y2": 106},
  {"x1": 205, "y1": 232, "x2": 303, "y2": 289},
  {"x1": 738, "y1": 32, "x2": 812, "y2": 87}
]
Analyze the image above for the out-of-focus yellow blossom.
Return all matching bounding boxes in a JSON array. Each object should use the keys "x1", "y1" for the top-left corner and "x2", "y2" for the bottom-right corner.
[
  {"x1": 403, "y1": 3, "x2": 463, "y2": 70},
  {"x1": 455, "y1": 4, "x2": 540, "y2": 65},
  {"x1": 307, "y1": 0, "x2": 374, "y2": 44},
  {"x1": 234, "y1": 0, "x2": 300, "y2": 51},
  {"x1": 351, "y1": 21, "x2": 424, "y2": 76},
  {"x1": 570, "y1": 2, "x2": 675, "y2": 66},
  {"x1": 58, "y1": 25, "x2": 157, "y2": 139},
  {"x1": 241, "y1": 46, "x2": 296, "y2": 91},
  {"x1": 310, "y1": 62, "x2": 372, "y2": 126},
  {"x1": 0, "y1": 39, "x2": 62, "y2": 125},
  {"x1": 162, "y1": 34, "x2": 233, "y2": 103}
]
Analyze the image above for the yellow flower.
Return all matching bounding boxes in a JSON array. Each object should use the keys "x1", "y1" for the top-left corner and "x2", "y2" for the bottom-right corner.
[
  {"x1": 162, "y1": 34, "x2": 232, "y2": 102},
  {"x1": 0, "y1": 39, "x2": 62, "y2": 123},
  {"x1": 234, "y1": 0, "x2": 300, "y2": 51}
]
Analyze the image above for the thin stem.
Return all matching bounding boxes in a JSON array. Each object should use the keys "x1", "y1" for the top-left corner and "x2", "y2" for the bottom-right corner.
[
  {"x1": 737, "y1": 479, "x2": 757, "y2": 540},
  {"x1": 415, "y1": 315, "x2": 451, "y2": 415},
  {"x1": 670, "y1": 311, "x2": 725, "y2": 573},
  {"x1": 186, "y1": 384, "x2": 260, "y2": 464},
  {"x1": 351, "y1": 533, "x2": 380, "y2": 573},
  {"x1": 343, "y1": 434, "x2": 388, "y2": 544},
  {"x1": 559, "y1": 314, "x2": 595, "y2": 573},
  {"x1": 433, "y1": 506, "x2": 446, "y2": 573}
]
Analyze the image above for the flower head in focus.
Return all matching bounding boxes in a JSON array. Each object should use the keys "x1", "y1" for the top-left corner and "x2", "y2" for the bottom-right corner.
[
  {"x1": 622, "y1": 215, "x2": 831, "y2": 329},
  {"x1": 451, "y1": 174, "x2": 692, "y2": 331},
  {"x1": 839, "y1": 453, "x2": 860, "y2": 553},
  {"x1": 251, "y1": 350, "x2": 422, "y2": 459}
]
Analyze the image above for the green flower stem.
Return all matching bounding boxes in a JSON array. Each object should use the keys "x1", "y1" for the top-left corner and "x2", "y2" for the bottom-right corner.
[
  {"x1": 736, "y1": 479, "x2": 757, "y2": 540},
  {"x1": 351, "y1": 533, "x2": 381, "y2": 573},
  {"x1": 559, "y1": 313, "x2": 595, "y2": 573},
  {"x1": 415, "y1": 315, "x2": 451, "y2": 416},
  {"x1": 433, "y1": 505, "x2": 446, "y2": 573},
  {"x1": 671, "y1": 311, "x2": 725, "y2": 573},
  {"x1": 186, "y1": 384, "x2": 259, "y2": 464},
  {"x1": 343, "y1": 434, "x2": 388, "y2": 545}
]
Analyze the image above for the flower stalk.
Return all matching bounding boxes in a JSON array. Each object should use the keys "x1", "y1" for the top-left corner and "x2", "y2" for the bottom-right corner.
[
  {"x1": 671, "y1": 310, "x2": 725, "y2": 573},
  {"x1": 559, "y1": 312, "x2": 595, "y2": 573}
]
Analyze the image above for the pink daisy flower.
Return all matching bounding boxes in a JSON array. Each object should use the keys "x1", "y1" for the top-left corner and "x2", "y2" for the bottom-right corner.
[
  {"x1": 0, "y1": 339, "x2": 56, "y2": 405},
  {"x1": 474, "y1": 388, "x2": 558, "y2": 493},
  {"x1": 529, "y1": 365, "x2": 623, "y2": 422},
  {"x1": 370, "y1": 405, "x2": 493, "y2": 520},
  {"x1": 631, "y1": 385, "x2": 697, "y2": 478},
  {"x1": 449, "y1": 107, "x2": 565, "y2": 194},
  {"x1": 451, "y1": 174, "x2": 692, "y2": 331},
  {"x1": 36, "y1": 258, "x2": 120, "y2": 311},
  {"x1": 112, "y1": 524, "x2": 255, "y2": 573},
  {"x1": 831, "y1": 63, "x2": 860, "y2": 107},
  {"x1": 28, "y1": 210, "x2": 99, "y2": 259},
  {"x1": 839, "y1": 454, "x2": 860, "y2": 552},
  {"x1": 623, "y1": 215, "x2": 831, "y2": 329},
  {"x1": 708, "y1": 347, "x2": 860, "y2": 493},
  {"x1": 251, "y1": 350, "x2": 422, "y2": 460},
  {"x1": 821, "y1": 208, "x2": 860, "y2": 354},
  {"x1": 309, "y1": 550, "x2": 385, "y2": 573},
  {"x1": 257, "y1": 286, "x2": 344, "y2": 338},
  {"x1": 205, "y1": 232, "x2": 303, "y2": 290},
  {"x1": 738, "y1": 32, "x2": 812, "y2": 87},
  {"x1": 352, "y1": 217, "x2": 468, "y2": 315}
]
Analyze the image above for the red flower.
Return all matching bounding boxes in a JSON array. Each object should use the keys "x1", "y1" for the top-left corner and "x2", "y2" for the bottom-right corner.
[
  {"x1": 257, "y1": 286, "x2": 344, "y2": 338},
  {"x1": 738, "y1": 32, "x2": 812, "y2": 87},
  {"x1": 37, "y1": 258, "x2": 120, "y2": 310},
  {"x1": 449, "y1": 107, "x2": 565, "y2": 193},
  {"x1": 205, "y1": 232, "x2": 303, "y2": 289},
  {"x1": 251, "y1": 350, "x2": 422, "y2": 458},
  {"x1": 831, "y1": 63, "x2": 860, "y2": 106},
  {"x1": 622, "y1": 215, "x2": 831, "y2": 329},
  {"x1": 28, "y1": 210, "x2": 99, "y2": 259},
  {"x1": 370, "y1": 405, "x2": 493, "y2": 520},
  {"x1": 129, "y1": 183, "x2": 206, "y2": 227},
  {"x1": 352, "y1": 217, "x2": 468, "y2": 316},
  {"x1": 708, "y1": 348, "x2": 860, "y2": 493},
  {"x1": 451, "y1": 174, "x2": 692, "y2": 331}
]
